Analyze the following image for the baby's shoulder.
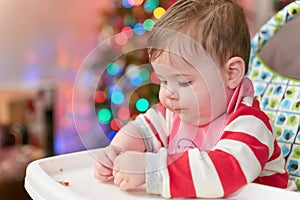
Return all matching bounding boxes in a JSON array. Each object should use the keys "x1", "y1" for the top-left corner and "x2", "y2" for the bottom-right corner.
[{"x1": 233, "y1": 98, "x2": 270, "y2": 121}]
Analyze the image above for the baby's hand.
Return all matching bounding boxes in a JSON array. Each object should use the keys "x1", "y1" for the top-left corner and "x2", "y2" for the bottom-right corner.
[
  {"x1": 94, "y1": 145, "x2": 123, "y2": 182},
  {"x1": 113, "y1": 151, "x2": 146, "y2": 190}
]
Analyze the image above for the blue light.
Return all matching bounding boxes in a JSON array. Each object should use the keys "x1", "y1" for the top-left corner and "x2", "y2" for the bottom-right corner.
[
  {"x1": 133, "y1": 23, "x2": 146, "y2": 35},
  {"x1": 111, "y1": 91, "x2": 124, "y2": 105},
  {"x1": 54, "y1": 132, "x2": 66, "y2": 155},
  {"x1": 109, "y1": 85, "x2": 122, "y2": 96},
  {"x1": 107, "y1": 131, "x2": 117, "y2": 141},
  {"x1": 24, "y1": 63, "x2": 41, "y2": 83},
  {"x1": 130, "y1": 75, "x2": 143, "y2": 86},
  {"x1": 122, "y1": 0, "x2": 133, "y2": 8}
]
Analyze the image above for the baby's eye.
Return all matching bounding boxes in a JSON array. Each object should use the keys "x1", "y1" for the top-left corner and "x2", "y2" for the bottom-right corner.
[
  {"x1": 160, "y1": 80, "x2": 167, "y2": 85},
  {"x1": 178, "y1": 81, "x2": 192, "y2": 87}
]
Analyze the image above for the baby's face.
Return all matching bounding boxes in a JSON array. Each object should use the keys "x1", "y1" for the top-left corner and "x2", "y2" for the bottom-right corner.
[{"x1": 151, "y1": 53, "x2": 229, "y2": 126}]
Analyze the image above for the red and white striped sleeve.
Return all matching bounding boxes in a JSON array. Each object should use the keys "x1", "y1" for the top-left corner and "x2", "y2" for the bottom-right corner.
[
  {"x1": 131, "y1": 102, "x2": 169, "y2": 152},
  {"x1": 145, "y1": 100, "x2": 288, "y2": 198}
]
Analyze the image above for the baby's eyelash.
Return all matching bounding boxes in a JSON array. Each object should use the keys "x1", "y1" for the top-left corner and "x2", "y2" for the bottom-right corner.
[
  {"x1": 160, "y1": 80, "x2": 167, "y2": 85},
  {"x1": 178, "y1": 81, "x2": 192, "y2": 86},
  {"x1": 159, "y1": 80, "x2": 192, "y2": 86}
]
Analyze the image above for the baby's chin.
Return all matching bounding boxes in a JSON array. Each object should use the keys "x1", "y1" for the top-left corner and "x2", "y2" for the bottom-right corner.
[{"x1": 179, "y1": 114, "x2": 212, "y2": 127}]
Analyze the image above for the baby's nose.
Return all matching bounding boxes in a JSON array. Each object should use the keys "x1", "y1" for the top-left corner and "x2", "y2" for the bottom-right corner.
[{"x1": 165, "y1": 87, "x2": 179, "y2": 100}]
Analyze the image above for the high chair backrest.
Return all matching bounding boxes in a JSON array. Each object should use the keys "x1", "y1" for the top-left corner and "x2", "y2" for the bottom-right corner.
[{"x1": 247, "y1": 1, "x2": 300, "y2": 191}]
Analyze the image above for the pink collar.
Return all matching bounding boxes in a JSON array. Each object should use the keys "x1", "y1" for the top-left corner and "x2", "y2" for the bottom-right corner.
[{"x1": 226, "y1": 78, "x2": 254, "y2": 114}]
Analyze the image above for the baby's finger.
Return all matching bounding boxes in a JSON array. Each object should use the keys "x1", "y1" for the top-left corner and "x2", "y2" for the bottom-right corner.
[
  {"x1": 119, "y1": 177, "x2": 132, "y2": 191},
  {"x1": 94, "y1": 173, "x2": 111, "y2": 182},
  {"x1": 113, "y1": 172, "x2": 125, "y2": 187},
  {"x1": 97, "y1": 153, "x2": 113, "y2": 169},
  {"x1": 94, "y1": 165, "x2": 112, "y2": 181},
  {"x1": 95, "y1": 161, "x2": 112, "y2": 176},
  {"x1": 94, "y1": 169, "x2": 110, "y2": 182}
]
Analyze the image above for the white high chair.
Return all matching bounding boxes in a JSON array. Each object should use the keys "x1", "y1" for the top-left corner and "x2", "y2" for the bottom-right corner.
[{"x1": 24, "y1": 1, "x2": 300, "y2": 199}]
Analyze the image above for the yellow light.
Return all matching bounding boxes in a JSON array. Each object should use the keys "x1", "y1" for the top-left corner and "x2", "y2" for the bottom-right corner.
[{"x1": 153, "y1": 7, "x2": 165, "y2": 19}]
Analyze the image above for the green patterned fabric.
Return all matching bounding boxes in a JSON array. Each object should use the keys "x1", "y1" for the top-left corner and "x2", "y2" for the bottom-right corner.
[{"x1": 247, "y1": 1, "x2": 300, "y2": 191}]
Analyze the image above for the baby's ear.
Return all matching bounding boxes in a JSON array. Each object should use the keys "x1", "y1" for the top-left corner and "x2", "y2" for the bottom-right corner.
[{"x1": 224, "y1": 57, "x2": 245, "y2": 89}]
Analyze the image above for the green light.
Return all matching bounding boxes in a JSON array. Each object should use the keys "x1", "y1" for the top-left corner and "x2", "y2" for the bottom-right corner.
[
  {"x1": 107, "y1": 62, "x2": 121, "y2": 76},
  {"x1": 140, "y1": 68, "x2": 150, "y2": 81},
  {"x1": 144, "y1": 0, "x2": 159, "y2": 13},
  {"x1": 136, "y1": 98, "x2": 149, "y2": 112},
  {"x1": 143, "y1": 19, "x2": 155, "y2": 31},
  {"x1": 97, "y1": 108, "x2": 112, "y2": 124}
]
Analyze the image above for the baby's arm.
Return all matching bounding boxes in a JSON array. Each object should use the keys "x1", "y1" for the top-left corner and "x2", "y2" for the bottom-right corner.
[
  {"x1": 111, "y1": 122, "x2": 146, "y2": 152},
  {"x1": 107, "y1": 103, "x2": 169, "y2": 189},
  {"x1": 145, "y1": 105, "x2": 286, "y2": 198},
  {"x1": 95, "y1": 103, "x2": 166, "y2": 184}
]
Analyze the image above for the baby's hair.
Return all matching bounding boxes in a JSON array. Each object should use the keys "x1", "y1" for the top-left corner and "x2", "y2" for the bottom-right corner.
[{"x1": 148, "y1": 0, "x2": 250, "y2": 73}]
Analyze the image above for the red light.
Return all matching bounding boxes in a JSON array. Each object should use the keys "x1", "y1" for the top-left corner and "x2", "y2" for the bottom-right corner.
[
  {"x1": 110, "y1": 119, "x2": 122, "y2": 131},
  {"x1": 94, "y1": 90, "x2": 106, "y2": 104},
  {"x1": 118, "y1": 107, "x2": 130, "y2": 120},
  {"x1": 150, "y1": 71, "x2": 160, "y2": 84}
]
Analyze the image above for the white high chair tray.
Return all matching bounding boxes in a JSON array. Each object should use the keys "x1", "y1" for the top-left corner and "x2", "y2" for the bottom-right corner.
[{"x1": 25, "y1": 149, "x2": 300, "y2": 200}]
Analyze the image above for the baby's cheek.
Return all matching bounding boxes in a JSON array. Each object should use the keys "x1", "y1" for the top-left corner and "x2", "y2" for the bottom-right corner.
[
  {"x1": 158, "y1": 88, "x2": 166, "y2": 102},
  {"x1": 182, "y1": 89, "x2": 199, "y2": 104}
]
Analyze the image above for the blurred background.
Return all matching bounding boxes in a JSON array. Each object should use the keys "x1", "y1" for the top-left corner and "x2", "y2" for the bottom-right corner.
[{"x1": 0, "y1": 0, "x2": 293, "y2": 199}]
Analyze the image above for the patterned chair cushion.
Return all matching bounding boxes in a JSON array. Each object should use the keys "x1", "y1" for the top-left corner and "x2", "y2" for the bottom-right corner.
[{"x1": 247, "y1": 0, "x2": 300, "y2": 191}]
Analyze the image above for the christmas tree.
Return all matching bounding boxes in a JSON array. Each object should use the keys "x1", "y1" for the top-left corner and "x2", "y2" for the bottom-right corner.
[{"x1": 94, "y1": 0, "x2": 176, "y2": 141}]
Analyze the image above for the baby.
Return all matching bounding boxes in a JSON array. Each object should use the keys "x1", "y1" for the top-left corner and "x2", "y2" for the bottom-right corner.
[{"x1": 94, "y1": 0, "x2": 289, "y2": 198}]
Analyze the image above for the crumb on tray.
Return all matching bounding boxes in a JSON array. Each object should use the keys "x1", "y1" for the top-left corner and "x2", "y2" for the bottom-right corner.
[{"x1": 58, "y1": 180, "x2": 70, "y2": 186}]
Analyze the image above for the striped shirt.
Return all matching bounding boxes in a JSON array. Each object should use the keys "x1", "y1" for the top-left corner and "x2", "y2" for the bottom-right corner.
[{"x1": 132, "y1": 79, "x2": 289, "y2": 198}]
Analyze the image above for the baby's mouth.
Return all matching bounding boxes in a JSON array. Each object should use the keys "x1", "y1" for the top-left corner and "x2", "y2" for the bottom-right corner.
[
  {"x1": 172, "y1": 107, "x2": 186, "y2": 113},
  {"x1": 166, "y1": 103, "x2": 186, "y2": 113},
  {"x1": 173, "y1": 108, "x2": 182, "y2": 111}
]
